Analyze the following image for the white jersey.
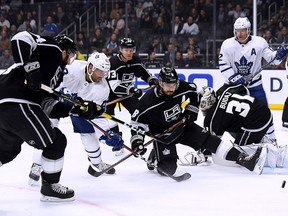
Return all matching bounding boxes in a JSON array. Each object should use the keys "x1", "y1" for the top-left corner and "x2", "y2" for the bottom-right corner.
[
  {"x1": 62, "y1": 59, "x2": 110, "y2": 104},
  {"x1": 219, "y1": 35, "x2": 281, "y2": 88}
]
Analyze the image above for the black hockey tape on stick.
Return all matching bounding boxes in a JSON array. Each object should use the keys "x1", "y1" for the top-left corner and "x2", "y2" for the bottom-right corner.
[
  {"x1": 40, "y1": 83, "x2": 85, "y2": 109},
  {"x1": 101, "y1": 113, "x2": 186, "y2": 145}
]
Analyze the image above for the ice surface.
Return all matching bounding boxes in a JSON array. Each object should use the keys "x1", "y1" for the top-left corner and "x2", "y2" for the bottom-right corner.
[{"x1": 0, "y1": 109, "x2": 288, "y2": 216}]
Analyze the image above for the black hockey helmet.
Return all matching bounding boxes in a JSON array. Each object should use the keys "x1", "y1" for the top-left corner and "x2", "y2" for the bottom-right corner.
[
  {"x1": 54, "y1": 34, "x2": 77, "y2": 54},
  {"x1": 158, "y1": 67, "x2": 178, "y2": 83},
  {"x1": 120, "y1": 37, "x2": 136, "y2": 49}
]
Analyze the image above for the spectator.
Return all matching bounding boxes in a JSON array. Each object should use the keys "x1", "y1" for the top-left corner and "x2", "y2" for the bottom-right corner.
[
  {"x1": 179, "y1": 16, "x2": 199, "y2": 36},
  {"x1": 9, "y1": 0, "x2": 22, "y2": 12},
  {"x1": 277, "y1": 26, "x2": 288, "y2": 44},
  {"x1": 97, "y1": 11, "x2": 112, "y2": 35},
  {"x1": 184, "y1": 35, "x2": 201, "y2": 54},
  {"x1": 174, "y1": 50, "x2": 185, "y2": 68},
  {"x1": 0, "y1": 12, "x2": 10, "y2": 29},
  {"x1": 41, "y1": 15, "x2": 59, "y2": 37},
  {"x1": 0, "y1": 48, "x2": 14, "y2": 69},
  {"x1": 111, "y1": 12, "x2": 125, "y2": 37},
  {"x1": 174, "y1": 15, "x2": 183, "y2": 36},
  {"x1": 135, "y1": 2, "x2": 144, "y2": 20},
  {"x1": 153, "y1": 15, "x2": 168, "y2": 37},
  {"x1": 184, "y1": 50, "x2": 202, "y2": 68},
  {"x1": 90, "y1": 27, "x2": 106, "y2": 52},
  {"x1": 264, "y1": 29, "x2": 277, "y2": 45},
  {"x1": 144, "y1": 50, "x2": 163, "y2": 68},
  {"x1": 8, "y1": 24, "x2": 17, "y2": 39},
  {"x1": 147, "y1": 35, "x2": 166, "y2": 53},
  {"x1": 53, "y1": 5, "x2": 69, "y2": 30},
  {"x1": 0, "y1": 30, "x2": 11, "y2": 55},
  {"x1": 110, "y1": 2, "x2": 122, "y2": 20},
  {"x1": 105, "y1": 32, "x2": 118, "y2": 54},
  {"x1": 163, "y1": 42, "x2": 174, "y2": 67},
  {"x1": 75, "y1": 31, "x2": 90, "y2": 55},
  {"x1": 17, "y1": 18, "x2": 32, "y2": 32}
]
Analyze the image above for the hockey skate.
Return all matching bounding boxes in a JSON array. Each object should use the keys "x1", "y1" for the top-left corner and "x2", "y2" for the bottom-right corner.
[
  {"x1": 28, "y1": 163, "x2": 42, "y2": 186},
  {"x1": 40, "y1": 182, "x2": 75, "y2": 202},
  {"x1": 178, "y1": 150, "x2": 211, "y2": 166},
  {"x1": 88, "y1": 161, "x2": 116, "y2": 177},
  {"x1": 282, "y1": 122, "x2": 288, "y2": 129},
  {"x1": 237, "y1": 146, "x2": 267, "y2": 175},
  {"x1": 112, "y1": 146, "x2": 125, "y2": 156},
  {"x1": 147, "y1": 149, "x2": 156, "y2": 170}
]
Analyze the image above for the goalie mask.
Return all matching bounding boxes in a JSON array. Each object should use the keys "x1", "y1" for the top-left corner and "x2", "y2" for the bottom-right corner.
[
  {"x1": 233, "y1": 17, "x2": 251, "y2": 43},
  {"x1": 86, "y1": 52, "x2": 110, "y2": 82},
  {"x1": 199, "y1": 87, "x2": 217, "y2": 115}
]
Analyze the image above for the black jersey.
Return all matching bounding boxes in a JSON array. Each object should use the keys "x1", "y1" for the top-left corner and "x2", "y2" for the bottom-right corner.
[
  {"x1": 0, "y1": 31, "x2": 64, "y2": 105},
  {"x1": 204, "y1": 86, "x2": 272, "y2": 136},
  {"x1": 131, "y1": 80, "x2": 199, "y2": 134},
  {"x1": 107, "y1": 54, "x2": 152, "y2": 97}
]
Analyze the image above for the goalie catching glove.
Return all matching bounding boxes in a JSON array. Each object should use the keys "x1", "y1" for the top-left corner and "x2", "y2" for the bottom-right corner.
[
  {"x1": 70, "y1": 97, "x2": 105, "y2": 119},
  {"x1": 131, "y1": 134, "x2": 146, "y2": 156},
  {"x1": 99, "y1": 130, "x2": 124, "y2": 148}
]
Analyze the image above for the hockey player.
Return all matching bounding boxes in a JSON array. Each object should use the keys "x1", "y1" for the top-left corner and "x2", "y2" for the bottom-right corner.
[
  {"x1": 282, "y1": 57, "x2": 288, "y2": 128},
  {"x1": 219, "y1": 17, "x2": 288, "y2": 106},
  {"x1": 130, "y1": 67, "x2": 267, "y2": 177},
  {"x1": 28, "y1": 52, "x2": 124, "y2": 185},
  {"x1": 0, "y1": 31, "x2": 105, "y2": 202},
  {"x1": 219, "y1": 17, "x2": 287, "y2": 145},
  {"x1": 194, "y1": 85, "x2": 286, "y2": 168},
  {"x1": 106, "y1": 37, "x2": 158, "y2": 155}
]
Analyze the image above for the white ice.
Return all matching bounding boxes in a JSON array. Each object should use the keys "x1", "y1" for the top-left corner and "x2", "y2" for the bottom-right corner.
[{"x1": 0, "y1": 108, "x2": 288, "y2": 216}]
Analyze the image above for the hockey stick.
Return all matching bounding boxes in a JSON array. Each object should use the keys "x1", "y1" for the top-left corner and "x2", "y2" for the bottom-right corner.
[
  {"x1": 88, "y1": 139, "x2": 155, "y2": 177},
  {"x1": 106, "y1": 86, "x2": 153, "y2": 106},
  {"x1": 122, "y1": 144, "x2": 191, "y2": 182},
  {"x1": 40, "y1": 83, "x2": 185, "y2": 144},
  {"x1": 246, "y1": 55, "x2": 277, "y2": 83},
  {"x1": 101, "y1": 113, "x2": 186, "y2": 145},
  {"x1": 88, "y1": 119, "x2": 186, "y2": 177},
  {"x1": 40, "y1": 83, "x2": 88, "y2": 111}
]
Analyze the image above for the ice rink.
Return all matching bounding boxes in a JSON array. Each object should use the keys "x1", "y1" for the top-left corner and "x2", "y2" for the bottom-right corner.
[{"x1": 1, "y1": 108, "x2": 288, "y2": 216}]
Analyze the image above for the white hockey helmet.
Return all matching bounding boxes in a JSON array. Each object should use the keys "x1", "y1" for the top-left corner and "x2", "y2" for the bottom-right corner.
[
  {"x1": 233, "y1": 17, "x2": 251, "y2": 40},
  {"x1": 87, "y1": 52, "x2": 110, "y2": 77},
  {"x1": 199, "y1": 87, "x2": 217, "y2": 115}
]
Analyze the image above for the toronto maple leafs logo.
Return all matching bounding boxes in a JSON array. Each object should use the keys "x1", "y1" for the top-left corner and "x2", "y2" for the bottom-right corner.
[{"x1": 234, "y1": 56, "x2": 253, "y2": 76}]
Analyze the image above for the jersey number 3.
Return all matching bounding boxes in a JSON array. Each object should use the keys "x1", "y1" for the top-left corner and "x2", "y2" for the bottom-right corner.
[{"x1": 226, "y1": 95, "x2": 254, "y2": 117}]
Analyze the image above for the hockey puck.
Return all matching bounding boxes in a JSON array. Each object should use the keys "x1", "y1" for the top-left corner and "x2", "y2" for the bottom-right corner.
[{"x1": 282, "y1": 180, "x2": 286, "y2": 188}]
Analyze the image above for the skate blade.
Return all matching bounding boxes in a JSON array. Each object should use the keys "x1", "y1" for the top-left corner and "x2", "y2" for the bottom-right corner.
[
  {"x1": 114, "y1": 149, "x2": 125, "y2": 156},
  {"x1": 28, "y1": 178, "x2": 39, "y2": 186},
  {"x1": 253, "y1": 147, "x2": 268, "y2": 175},
  {"x1": 40, "y1": 195, "x2": 75, "y2": 202}
]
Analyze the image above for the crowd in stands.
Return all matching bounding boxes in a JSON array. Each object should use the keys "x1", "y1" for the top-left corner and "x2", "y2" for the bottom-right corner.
[{"x1": 0, "y1": 0, "x2": 287, "y2": 69}]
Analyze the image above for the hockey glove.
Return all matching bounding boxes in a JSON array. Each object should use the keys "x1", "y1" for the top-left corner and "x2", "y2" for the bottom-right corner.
[
  {"x1": 70, "y1": 97, "x2": 104, "y2": 119},
  {"x1": 148, "y1": 76, "x2": 159, "y2": 86},
  {"x1": 131, "y1": 134, "x2": 146, "y2": 157},
  {"x1": 99, "y1": 130, "x2": 124, "y2": 149},
  {"x1": 24, "y1": 60, "x2": 41, "y2": 91},
  {"x1": 228, "y1": 73, "x2": 246, "y2": 85},
  {"x1": 129, "y1": 87, "x2": 143, "y2": 98},
  {"x1": 276, "y1": 44, "x2": 288, "y2": 61},
  {"x1": 183, "y1": 103, "x2": 199, "y2": 125}
]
